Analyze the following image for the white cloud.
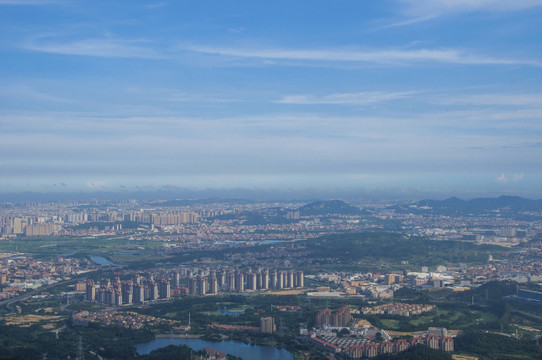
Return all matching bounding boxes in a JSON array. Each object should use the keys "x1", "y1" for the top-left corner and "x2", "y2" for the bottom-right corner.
[
  {"x1": 277, "y1": 91, "x2": 417, "y2": 105},
  {"x1": 399, "y1": 0, "x2": 542, "y2": 16},
  {"x1": 23, "y1": 38, "x2": 165, "y2": 59},
  {"x1": 497, "y1": 173, "x2": 525, "y2": 184},
  {"x1": 181, "y1": 45, "x2": 542, "y2": 67}
]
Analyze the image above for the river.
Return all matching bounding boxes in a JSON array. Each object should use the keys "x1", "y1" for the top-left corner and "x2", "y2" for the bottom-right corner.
[{"x1": 136, "y1": 337, "x2": 293, "y2": 360}]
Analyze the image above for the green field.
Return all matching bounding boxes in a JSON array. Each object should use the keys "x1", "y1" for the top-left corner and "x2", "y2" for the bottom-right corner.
[
  {"x1": 0, "y1": 235, "x2": 170, "y2": 265},
  {"x1": 368, "y1": 306, "x2": 499, "y2": 332}
]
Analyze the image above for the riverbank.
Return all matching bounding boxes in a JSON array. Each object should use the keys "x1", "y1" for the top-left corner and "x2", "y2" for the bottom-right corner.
[{"x1": 155, "y1": 333, "x2": 202, "y2": 339}]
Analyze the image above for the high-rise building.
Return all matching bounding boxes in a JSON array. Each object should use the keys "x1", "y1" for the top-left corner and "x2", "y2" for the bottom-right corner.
[
  {"x1": 236, "y1": 272, "x2": 245, "y2": 292},
  {"x1": 365, "y1": 344, "x2": 378, "y2": 358},
  {"x1": 440, "y1": 337, "x2": 454, "y2": 352},
  {"x1": 287, "y1": 271, "x2": 294, "y2": 288},
  {"x1": 173, "y1": 270, "x2": 180, "y2": 288},
  {"x1": 248, "y1": 273, "x2": 257, "y2": 290},
  {"x1": 227, "y1": 272, "x2": 236, "y2": 292},
  {"x1": 123, "y1": 290, "x2": 132, "y2": 305},
  {"x1": 269, "y1": 270, "x2": 277, "y2": 289},
  {"x1": 149, "y1": 281, "x2": 159, "y2": 300},
  {"x1": 198, "y1": 276, "x2": 207, "y2": 296},
  {"x1": 209, "y1": 276, "x2": 218, "y2": 294},
  {"x1": 380, "y1": 341, "x2": 393, "y2": 354},
  {"x1": 296, "y1": 270, "x2": 304, "y2": 288},
  {"x1": 85, "y1": 280, "x2": 95, "y2": 301},
  {"x1": 315, "y1": 305, "x2": 352, "y2": 328},
  {"x1": 121, "y1": 281, "x2": 133, "y2": 304},
  {"x1": 219, "y1": 271, "x2": 226, "y2": 288},
  {"x1": 261, "y1": 317, "x2": 276, "y2": 334},
  {"x1": 114, "y1": 290, "x2": 123, "y2": 306},
  {"x1": 262, "y1": 270, "x2": 269, "y2": 290},
  {"x1": 426, "y1": 335, "x2": 439, "y2": 350},
  {"x1": 158, "y1": 279, "x2": 171, "y2": 299},
  {"x1": 133, "y1": 283, "x2": 145, "y2": 303},
  {"x1": 395, "y1": 339, "x2": 409, "y2": 352},
  {"x1": 189, "y1": 277, "x2": 198, "y2": 295}
]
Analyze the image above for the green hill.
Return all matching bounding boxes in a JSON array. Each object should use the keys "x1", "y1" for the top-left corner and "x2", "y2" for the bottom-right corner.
[{"x1": 298, "y1": 200, "x2": 367, "y2": 216}]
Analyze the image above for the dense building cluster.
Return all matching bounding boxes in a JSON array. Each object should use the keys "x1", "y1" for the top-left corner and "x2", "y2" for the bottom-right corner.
[
  {"x1": 127, "y1": 211, "x2": 198, "y2": 225},
  {"x1": 86, "y1": 276, "x2": 171, "y2": 306},
  {"x1": 316, "y1": 305, "x2": 353, "y2": 328},
  {"x1": 362, "y1": 303, "x2": 436, "y2": 316},
  {"x1": 0, "y1": 255, "x2": 96, "y2": 299},
  {"x1": 0, "y1": 216, "x2": 62, "y2": 236},
  {"x1": 306, "y1": 330, "x2": 453, "y2": 358},
  {"x1": 72, "y1": 310, "x2": 182, "y2": 329},
  {"x1": 86, "y1": 268, "x2": 304, "y2": 305},
  {"x1": 0, "y1": 209, "x2": 197, "y2": 237}
]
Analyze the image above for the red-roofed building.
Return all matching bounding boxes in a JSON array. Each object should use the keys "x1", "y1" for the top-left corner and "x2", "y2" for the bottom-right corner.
[
  {"x1": 426, "y1": 334, "x2": 439, "y2": 349},
  {"x1": 204, "y1": 348, "x2": 226, "y2": 360},
  {"x1": 346, "y1": 345, "x2": 364, "y2": 359},
  {"x1": 394, "y1": 339, "x2": 410, "y2": 352},
  {"x1": 365, "y1": 343, "x2": 378, "y2": 358},
  {"x1": 441, "y1": 337, "x2": 454, "y2": 352},
  {"x1": 380, "y1": 341, "x2": 393, "y2": 354},
  {"x1": 411, "y1": 336, "x2": 423, "y2": 346}
]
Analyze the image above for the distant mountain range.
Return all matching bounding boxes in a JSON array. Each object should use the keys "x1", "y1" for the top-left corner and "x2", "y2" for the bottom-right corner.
[
  {"x1": 408, "y1": 195, "x2": 542, "y2": 215},
  {"x1": 297, "y1": 200, "x2": 368, "y2": 216}
]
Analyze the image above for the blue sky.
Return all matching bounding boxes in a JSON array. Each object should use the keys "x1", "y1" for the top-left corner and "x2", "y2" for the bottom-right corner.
[{"x1": 1, "y1": 0, "x2": 542, "y2": 197}]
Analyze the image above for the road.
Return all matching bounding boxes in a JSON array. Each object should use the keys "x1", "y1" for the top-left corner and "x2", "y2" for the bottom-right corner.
[{"x1": 0, "y1": 278, "x2": 78, "y2": 312}]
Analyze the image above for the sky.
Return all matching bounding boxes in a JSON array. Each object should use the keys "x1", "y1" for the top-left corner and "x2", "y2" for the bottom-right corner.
[{"x1": 1, "y1": 0, "x2": 542, "y2": 198}]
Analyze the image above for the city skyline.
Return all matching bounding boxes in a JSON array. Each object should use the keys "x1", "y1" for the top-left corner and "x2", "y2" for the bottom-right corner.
[{"x1": 1, "y1": 1, "x2": 542, "y2": 196}]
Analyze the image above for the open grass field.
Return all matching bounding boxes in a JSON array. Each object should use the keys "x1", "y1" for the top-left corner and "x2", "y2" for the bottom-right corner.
[
  {"x1": 3, "y1": 314, "x2": 63, "y2": 327},
  {"x1": 0, "y1": 235, "x2": 171, "y2": 264},
  {"x1": 380, "y1": 319, "x2": 399, "y2": 328},
  {"x1": 372, "y1": 306, "x2": 499, "y2": 332},
  {"x1": 0, "y1": 235, "x2": 128, "y2": 254}
]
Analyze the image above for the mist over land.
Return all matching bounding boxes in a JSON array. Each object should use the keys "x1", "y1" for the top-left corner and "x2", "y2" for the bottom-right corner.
[{"x1": 1, "y1": 188, "x2": 541, "y2": 203}]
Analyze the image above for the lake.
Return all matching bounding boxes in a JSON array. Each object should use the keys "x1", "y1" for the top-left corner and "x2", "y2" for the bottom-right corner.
[{"x1": 136, "y1": 337, "x2": 293, "y2": 360}]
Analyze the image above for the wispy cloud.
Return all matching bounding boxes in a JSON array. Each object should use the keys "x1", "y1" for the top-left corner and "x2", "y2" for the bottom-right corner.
[
  {"x1": 181, "y1": 45, "x2": 542, "y2": 67},
  {"x1": 277, "y1": 91, "x2": 417, "y2": 105},
  {"x1": 378, "y1": 15, "x2": 438, "y2": 29},
  {"x1": 385, "y1": 0, "x2": 542, "y2": 28},
  {"x1": 0, "y1": 0, "x2": 58, "y2": 4},
  {"x1": 439, "y1": 93, "x2": 542, "y2": 106},
  {"x1": 23, "y1": 38, "x2": 165, "y2": 59},
  {"x1": 145, "y1": 1, "x2": 166, "y2": 9},
  {"x1": 398, "y1": 0, "x2": 542, "y2": 17},
  {"x1": 0, "y1": 84, "x2": 71, "y2": 103},
  {"x1": 157, "y1": 90, "x2": 240, "y2": 103}
]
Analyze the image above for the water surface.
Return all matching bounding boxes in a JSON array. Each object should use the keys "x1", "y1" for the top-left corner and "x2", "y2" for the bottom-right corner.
[
  {"x1": 136, "y1": 337, "x2": 293, "y2": 360},
  {"x1": 89, "y1": 255, "x2": 118, "y2": 266}
]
